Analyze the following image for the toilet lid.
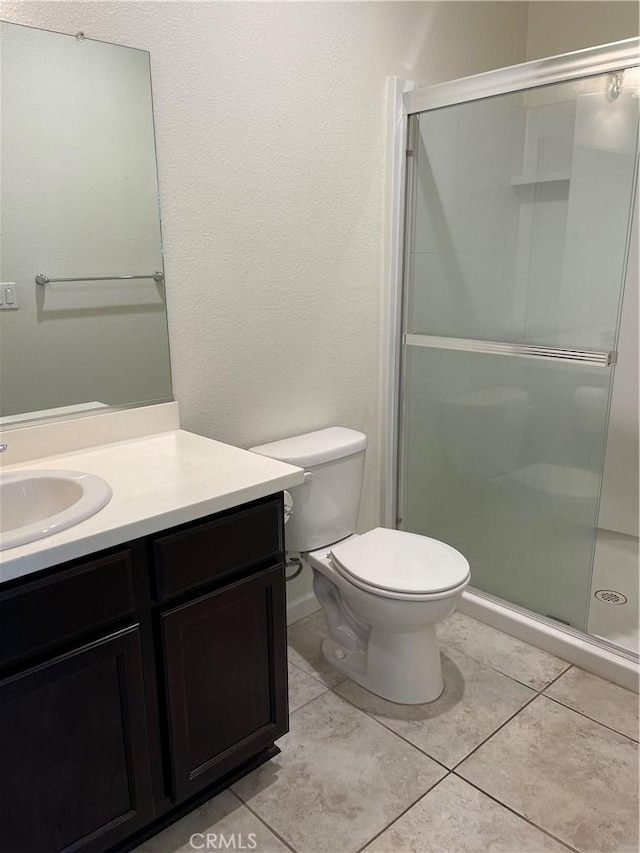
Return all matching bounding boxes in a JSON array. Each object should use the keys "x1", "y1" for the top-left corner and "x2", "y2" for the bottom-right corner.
[{"x1": 330, "y1": 528, "x2": 469, "y2": 595}]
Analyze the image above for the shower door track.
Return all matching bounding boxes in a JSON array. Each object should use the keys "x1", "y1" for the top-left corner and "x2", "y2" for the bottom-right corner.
[
  {"x1": 403, "y1": 38, "x2": 639, "y2": 114},
  {"x1": 404, "y1": 334, "x2": 617, "y2": 367}
]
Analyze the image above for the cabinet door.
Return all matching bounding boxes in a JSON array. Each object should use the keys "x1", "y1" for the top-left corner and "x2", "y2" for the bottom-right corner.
[
  {"x1": 0, "y1": 626, "x2": 154, "y2": 853},
  {"x1": 160, "y1": 564, "x2": 287, "y2": 801}
]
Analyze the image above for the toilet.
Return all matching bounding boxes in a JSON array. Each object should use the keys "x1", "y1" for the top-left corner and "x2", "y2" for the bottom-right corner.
[{"x1": 251, "y1": 427, "x2": 470, "y2": 704}]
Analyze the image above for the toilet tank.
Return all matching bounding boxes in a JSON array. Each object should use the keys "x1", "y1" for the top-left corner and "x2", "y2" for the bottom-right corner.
[{"x1": 250, "y1": 427, "x2": 367, "y2": 553}]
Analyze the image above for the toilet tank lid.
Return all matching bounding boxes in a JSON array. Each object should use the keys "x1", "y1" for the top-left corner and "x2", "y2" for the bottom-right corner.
[{"x1": 250, "y1": 427, "x2": 367, "y2": 467}]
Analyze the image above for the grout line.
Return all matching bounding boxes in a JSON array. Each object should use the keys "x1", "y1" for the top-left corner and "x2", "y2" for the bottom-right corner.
[
  {"x1": 288, "y1": 634, "x2": 635, "y2": 845},
  {"x1": 235, "y1": 672, "x2": 447, "y2": 853},
  {"x1": 287, "y1": 647, "x2": 348, "y2": 691},
  {"x1": 228, "y1": 789, "x2": 297, "y2": 853},
  {"x1": 286, "y1": 656, "x2": 316, "y2": 679},
  {"x1": 542, "y1": 660, "x2": 573, "y2": 686},
  {"x1": 536, "y1": 692, "x2": 639, "y2": 743},
  {"x1": 286, "y1": 657, "x2": 306, "y2": 674},
  {"x1": 278, "y1": 647, "x2": 631, "y2": 853},
  {"x1": 354, "y1": 772, "x2": 452, "y2": 853},
  {"x1": 286, "y1": 661, "x2": 343, "y2": 717},
  {"x1": 290, "y1": 638, "x2": 581, "y2": 774},
  {"x1": 452, "y1": 772, "x2": 581, "y2": 853},
  {"x1": 287, "y1": 684, "x2": 331, "y2": 717},
  {"x1": 536, "y1": 663, "x2": 575, "y2": 693},
  {"x1": 290, "y1": 654, "x2": 456, "y2": 776},
  {"x1": 329, "y1": 683, "x2": 452, "y2": 775},
  {"x1": 450, "y1": 690, "x2": 541, "y2": 772},
  {"x1": 289, "y1": 660, "x2": 347, "y2": 692},
  {"x1": 326, "y1": 644, "x2": 544, "y2": 774},
  {"x1": 438, "y1": 635, "x2": 572, "y2": 694},
  {"x1": 448, "y1": 668, "x2": 630, "y2": 848},
  {"x1": 531, "y1": 660, "x2": 572, "y2": 692},
  {"x1": 439, "y1": 640, "x2": 566, "y2": 694},
  {"x1": 449, "y1": 668, "x2": 574, "y2": 772}
]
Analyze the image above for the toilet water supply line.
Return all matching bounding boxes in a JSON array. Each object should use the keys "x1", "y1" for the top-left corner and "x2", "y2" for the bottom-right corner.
[
  {"x1": 283, "y1": 490, "x2": 304, "y2": 581},
  {"x1": 286, "y1": 557, "x2": 304, "y2": 582}
]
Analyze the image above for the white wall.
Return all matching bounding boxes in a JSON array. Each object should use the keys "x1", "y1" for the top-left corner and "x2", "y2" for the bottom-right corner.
[{"x1": 526, "y1": 1, "x2": 639, "y2": 60}]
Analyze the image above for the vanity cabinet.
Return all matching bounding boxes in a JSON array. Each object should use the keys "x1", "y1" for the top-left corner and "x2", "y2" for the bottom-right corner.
[{"x1": 0, "y1": 493, "x2": 288, "y2": 853}]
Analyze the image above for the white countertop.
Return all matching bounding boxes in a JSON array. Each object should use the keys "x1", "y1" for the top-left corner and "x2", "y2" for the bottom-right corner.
[{"x1": 0, "y1": 428, "x2": 304, "y2": 583}]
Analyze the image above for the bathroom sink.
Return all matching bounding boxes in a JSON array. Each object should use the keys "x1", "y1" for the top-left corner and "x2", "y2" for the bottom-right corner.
[{"x1": 0, "y1": 470, "x2": 112, "y2": 550}]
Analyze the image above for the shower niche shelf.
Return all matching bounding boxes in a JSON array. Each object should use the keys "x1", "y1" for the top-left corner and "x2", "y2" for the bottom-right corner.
[{"x1": 510, "y1": 169, "x2": 571, "y2": 186}]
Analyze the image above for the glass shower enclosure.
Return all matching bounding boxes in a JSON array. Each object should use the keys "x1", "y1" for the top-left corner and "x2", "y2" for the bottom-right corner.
[{"x1": 397, "y1": 43, "x2": 639, "y2": 634}]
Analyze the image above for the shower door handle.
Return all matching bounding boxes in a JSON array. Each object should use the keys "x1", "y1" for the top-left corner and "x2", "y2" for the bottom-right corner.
[{"x1": 403, "y1": 335, "x2": 617, "y2": 367}]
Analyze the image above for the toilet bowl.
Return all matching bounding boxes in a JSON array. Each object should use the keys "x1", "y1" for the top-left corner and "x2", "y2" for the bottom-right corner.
[
  {"x1": 250, "y1": 427, "x2": 470, "y2": 704},
  {"x1": 307, "y1": 529, "x2": 469, "y2": 703}
]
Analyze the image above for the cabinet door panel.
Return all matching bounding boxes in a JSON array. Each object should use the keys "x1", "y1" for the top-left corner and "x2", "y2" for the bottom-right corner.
[
  {"x1": 0, "y1": 626, "x2": 153, "y2": 853},
  {"x1": 161, "y1": 565, "x2": 287, "y2": 801}
]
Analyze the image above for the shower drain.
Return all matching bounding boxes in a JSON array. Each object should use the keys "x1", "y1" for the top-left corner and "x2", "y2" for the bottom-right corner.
[{"x1": 594, "y1": 589, "x2": 628, "y2": 605}]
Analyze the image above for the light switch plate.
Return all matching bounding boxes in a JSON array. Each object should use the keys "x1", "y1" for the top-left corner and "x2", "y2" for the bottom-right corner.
[{"x1": 0, "y1": 282, "x2": 19, "y2": 309}]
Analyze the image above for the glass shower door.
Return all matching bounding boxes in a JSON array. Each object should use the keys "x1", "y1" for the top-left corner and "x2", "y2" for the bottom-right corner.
[{"x1": 399, "y1": 70, "x2": 638, "y2": 630}]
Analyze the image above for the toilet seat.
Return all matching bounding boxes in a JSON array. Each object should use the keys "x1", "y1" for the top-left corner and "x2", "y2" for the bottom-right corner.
[{"x1": 329, "y1": 528, "x2": 470, "y2": 600}]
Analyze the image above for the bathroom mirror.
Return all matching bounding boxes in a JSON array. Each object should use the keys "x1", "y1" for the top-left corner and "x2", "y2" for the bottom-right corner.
[{"x1": 0, "y1": 21, "x2": 172, "y2": 425}]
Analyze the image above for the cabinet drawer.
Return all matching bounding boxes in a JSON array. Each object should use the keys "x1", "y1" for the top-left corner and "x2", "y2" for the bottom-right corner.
[
  {"x1": 153, "y1": 495, "x2": 283, "y2": 600},
  {"x1": 0, "y1": 550, "x2": 136, "y2": 669}
]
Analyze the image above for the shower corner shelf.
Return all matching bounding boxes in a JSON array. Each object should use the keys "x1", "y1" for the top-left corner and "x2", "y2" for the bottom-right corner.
[{"x1": 510, "y1": 169, "x2": 571, "y2": 186}]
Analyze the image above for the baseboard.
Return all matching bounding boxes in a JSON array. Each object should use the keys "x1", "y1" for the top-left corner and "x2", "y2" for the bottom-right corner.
[
  {"x1": 287, "y1": 591, "x2": 320, "y2": 626},
  {"x1": 459, "y1": 589, "x2": 639, "y2": 693}
]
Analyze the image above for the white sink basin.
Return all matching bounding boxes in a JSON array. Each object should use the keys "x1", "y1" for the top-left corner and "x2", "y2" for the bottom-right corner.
[{"x1": 0, "y1": 470, "x2": 112, "y2": 551}]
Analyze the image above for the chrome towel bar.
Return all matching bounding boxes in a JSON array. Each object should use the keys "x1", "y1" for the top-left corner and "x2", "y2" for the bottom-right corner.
[{"x1": 35, "y1": 272, "x2": 164, "y2": 286}]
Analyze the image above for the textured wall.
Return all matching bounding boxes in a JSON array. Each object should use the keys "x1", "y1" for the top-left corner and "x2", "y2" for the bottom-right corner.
[
  {"x1": 526, "y1": 1, "x2": 639, "y2": 59},
  {"x1": 2, "y1": 1, "x2": 529, "y2": 537}
]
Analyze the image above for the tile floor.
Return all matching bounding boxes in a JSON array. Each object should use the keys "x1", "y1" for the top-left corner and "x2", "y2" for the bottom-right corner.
[{"x1": 137, "y1": 610, "x2": 639, "y2": 853}]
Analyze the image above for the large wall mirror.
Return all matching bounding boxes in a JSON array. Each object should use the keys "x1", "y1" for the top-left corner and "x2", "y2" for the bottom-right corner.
[{"x1": 0, "y1": 21, "x2": 172, "y2": 425}]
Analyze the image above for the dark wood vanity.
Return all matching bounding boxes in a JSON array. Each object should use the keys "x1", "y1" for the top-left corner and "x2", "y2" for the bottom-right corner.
[{"x1": 0, "y1": 493, "x2": 288, "y2": 853}]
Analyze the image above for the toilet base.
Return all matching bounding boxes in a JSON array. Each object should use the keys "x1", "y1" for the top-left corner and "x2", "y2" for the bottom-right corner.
[{"x1": 321, "y1": 623, "x2": 444, "y2": 705}]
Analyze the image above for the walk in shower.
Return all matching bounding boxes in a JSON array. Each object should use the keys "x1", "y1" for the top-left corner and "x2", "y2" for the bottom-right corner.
[{"x1": 395, "y1": 41, "x2": 639, "y2": 661}]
